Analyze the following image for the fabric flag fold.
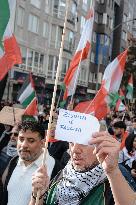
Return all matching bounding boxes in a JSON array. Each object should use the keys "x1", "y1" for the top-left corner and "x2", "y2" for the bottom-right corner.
[
  {"x1": 74, "y1": 50, "x2": 128, "y2": 119},
  {"x1": 126, "y1": 74, "x2": 133, "y2": 100},
  {"x1": 17, "y1": 73, "x2": 38, "y2": 116},
  {"x1": 115, "y1": 89, "x2": 126, "y2": 111},
  {"x1": 0, "y1": 0, "x2": 22, "y2": 80},
  {"x1": 63, "y1": 8, "x2": 94, "y2": 100}
]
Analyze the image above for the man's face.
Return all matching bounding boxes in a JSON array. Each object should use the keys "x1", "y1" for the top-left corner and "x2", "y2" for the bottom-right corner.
[
  {"x1": 133, "y1": 122, "x2": 136, "y2": 129},
  {"x1": 133, "y1": 137, "x2": 136, "y2": 150},
  {"x1": 113, "y1": 127, "x2": 122, "y2": 136},
  {"x1": 10, "y1": 126, "x2": 18, "y2": 143},
  {"x1": 17, "y1": 130, "x2": 44, "y2": 164},
  {"x1": 69, "y1": 142, "x2": 97, "y2": 172}
]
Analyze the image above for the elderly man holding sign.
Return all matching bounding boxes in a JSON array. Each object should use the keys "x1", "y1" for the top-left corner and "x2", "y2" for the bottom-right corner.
[{"x1": 29, "y1": 110, "x2": 136, "y2": 205}]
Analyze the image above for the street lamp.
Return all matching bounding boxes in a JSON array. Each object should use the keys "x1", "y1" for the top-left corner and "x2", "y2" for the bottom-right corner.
[{"x1": 95, "y1": 18, "x2": 136, "y2": 93}]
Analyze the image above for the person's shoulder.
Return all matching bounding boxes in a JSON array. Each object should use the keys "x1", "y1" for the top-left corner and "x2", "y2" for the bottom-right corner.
[{"x1": 2, "y1": 155, "x2": 19, "y2": 185}]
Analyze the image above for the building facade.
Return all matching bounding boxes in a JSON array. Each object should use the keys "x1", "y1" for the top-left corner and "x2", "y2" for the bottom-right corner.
[
  {"x1": 6, "y1": 0, "x2": 92, "y2": 105},
  {"x1": 4, "y1": 0, "x2": 136, "y2": 105},
  {"x1": 88, "y1": 0, "x2": 136, "y2": 97}
]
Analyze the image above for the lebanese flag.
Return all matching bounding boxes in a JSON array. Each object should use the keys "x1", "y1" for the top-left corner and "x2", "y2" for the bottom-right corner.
[
  {"x1": 74, "y1": 50, "x2": 128, "y2": 119},
  {"x1": 17, "y1": 73, "x2": 38, "y2": 116},
  {"x1": 126, "y1": 74, "x2": 133, "y2": 100},
  {"x1": 63, "y1": 8, "x2": 94, "y2": 100},
  {"x1": 0, "y1": 0, "x2": 22, "y2": 80}
]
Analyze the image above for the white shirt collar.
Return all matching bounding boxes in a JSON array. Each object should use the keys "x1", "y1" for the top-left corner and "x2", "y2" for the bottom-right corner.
[{"x1": 18, "y1": 149, "x2": 55, "y2": 178}]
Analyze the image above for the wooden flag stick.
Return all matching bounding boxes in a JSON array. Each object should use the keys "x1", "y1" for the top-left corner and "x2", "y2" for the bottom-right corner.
[
  {"x1": 42, "y1": 0, "x2": 69, "y2": 165},
  {"x1": 35, "y1": 0, "x2": 69, "y2": 204}
]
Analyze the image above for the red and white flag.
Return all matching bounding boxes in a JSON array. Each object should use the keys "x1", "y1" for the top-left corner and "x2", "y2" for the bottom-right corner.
[
  {"x1": 74, "y1": 50, "x2": 128, "y2": 119},
  {"x1": 0, "y1": 0, "x2": 22, "y2": 80},
  {"x1": 63, "y1": 8, "x2": 94, "y2": 100}
]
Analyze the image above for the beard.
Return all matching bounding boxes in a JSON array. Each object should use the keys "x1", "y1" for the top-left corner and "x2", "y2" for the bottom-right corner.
[{"x1": 17, "y1": 148, "x2": 40, "y2": 162}]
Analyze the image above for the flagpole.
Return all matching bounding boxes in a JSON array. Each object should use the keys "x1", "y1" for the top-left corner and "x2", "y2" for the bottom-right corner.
[
  {"x1": 35, "y1": 0, "x2": 69, "y2": 204},
  {"x1": 70, "y1": 1, "x2": 94, "y2": 104}
]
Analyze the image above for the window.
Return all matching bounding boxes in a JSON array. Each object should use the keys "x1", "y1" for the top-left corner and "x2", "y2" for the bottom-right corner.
[
  {"x1": 109, "y1": 18, "x2": 113, "y2": 29},
  {"x1": 65, "y1": 30, "x2": 74, "y2": 52},
  {"x1": 48, "y1": 55, "x2": 54, "y2": 71},
  {"x1": 53, "y1": 0, "x2": 65, "y2": 18},
  {"x1": 20, "y1": 46, "x2": 27, "y2": 70},
  {"x1": 92, "y1": 73, "x2": 97, "y2": 82},
  {"x1": 30, "y1": 0, "x2": 41, "y2": 9},
  {"x1": 103, "y1": 13, "x2": 107, "y2": 25},
  {"x1": 48, "y1": 55, "x2": 58, "y2": 79},
  {"x1": 89, "y1": 72, "x2": 93, "y2": 82},
  {"x1": 107, "y1": 15, "x2": 109, "y2": 27},
  {"x1": 31, "y1": 51, "x2": 44, "y2": 73},
  {"x1": 61, "y1": 58, "x2": 69, "y2": 78},
  {"x1": 21, "y1": 46, "x2": 27, "y2": 65},
  {"x1": 28, "y1": 14, "x2": 39, "y2": 33},
  {"x1": 95, "y1": 12, "x2": 98, "y2": 23},
  {"x1": 17, "y1": 6, "x2": 24, "y2": 26},
  {"x1": 98, "y1": 13, "x2": 103, "y2": 24},
  {"x1": 39, "y1": 54, "x2": 44, "y2": 72},
  {"x1": 71, "y1": 2, "x2": 77, "y2": 15},
  {"x1": 91, "y1": 52, "x2": 95, "y2": 63},
  {"x1": 34, "y1": 52, "x2": 39, "y2": 68},
  {"x1": 111, "y1": 0, "x2": 114, "y2": 9},
  {"x1": 81, "y1": 67, "x2": 87, "y2": 82},
  {"x1": 43, "y1": 21, "x2": 49, "y2": 38},
  {"x1": 19, "y1": 47, "x2": 44, "y2": 73},
  {"x1": 45, "y1": 0, "x2": 50, "y2": 13},
  {"x1": 92, "y1": 32, "x2": 96, "y2": 43},
  {"x1": 57, "y1": 26, "x2": 63, "y2": 48},
  {"x1": 50, "y1": 24, "x2": 57, "y2": 48},
  {"x1": 27, "y1": 49, "x2": 34, "y2": 70},
  {"x1": 82, "y1": 0, "x2": 88, "y2": 11}
]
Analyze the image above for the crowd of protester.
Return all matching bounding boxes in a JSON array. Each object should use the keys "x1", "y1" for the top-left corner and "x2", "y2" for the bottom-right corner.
[{"x1": 0, "y1": 100, "x2": 136, "y2": 204}]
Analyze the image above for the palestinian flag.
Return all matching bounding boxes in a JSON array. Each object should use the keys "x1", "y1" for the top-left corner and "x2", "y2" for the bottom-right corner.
[
  {"x1": 126, "y1": 74, "x2": 133, "y2": 100},
  {"x1": 63, "y1": 8, "x2": 94, "y2": 100},
  {"x1": 74, "y1": 50, "x2": 128, "y2": 119},
  {"x1": 17, "y1": 73, "x2": 38, "y2": 116},
  {"x1": 0, "y1": 0, "x2": 22, "y2": 80},
  {"x1": 115, "y1": 89, "x2": 126, "y2": 111}
]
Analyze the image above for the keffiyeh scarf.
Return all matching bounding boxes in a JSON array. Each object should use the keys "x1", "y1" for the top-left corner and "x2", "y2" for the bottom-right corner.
[{"x1": 55, "y1": 162, "x2": 106, "y2": 205}]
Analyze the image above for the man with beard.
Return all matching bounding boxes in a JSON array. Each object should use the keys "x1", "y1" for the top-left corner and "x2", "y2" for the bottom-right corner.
[
  {"x1": 29, "y1": 131, "x2": 136, "y2": 205},
  {"x1": 1, "y1": 120, "x2": 61, "y2": 205},
  {"x1": 113, "y1": 121, "x2": 128, "y2": 150}
]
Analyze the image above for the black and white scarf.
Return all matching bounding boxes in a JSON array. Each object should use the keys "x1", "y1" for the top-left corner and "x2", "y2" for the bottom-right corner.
[{"x1": 55, "y1": 162, "x2": 106, "y2": 205}]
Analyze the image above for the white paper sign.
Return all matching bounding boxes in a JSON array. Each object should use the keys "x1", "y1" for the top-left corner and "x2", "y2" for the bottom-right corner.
[{"x1": 55, "y1": 109, "x2": 100, "y2": 145}]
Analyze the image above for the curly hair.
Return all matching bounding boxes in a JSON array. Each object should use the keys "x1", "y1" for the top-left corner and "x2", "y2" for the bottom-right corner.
[{"x1": 18, "y1": 120, "x2": 45, "y2": 140}]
